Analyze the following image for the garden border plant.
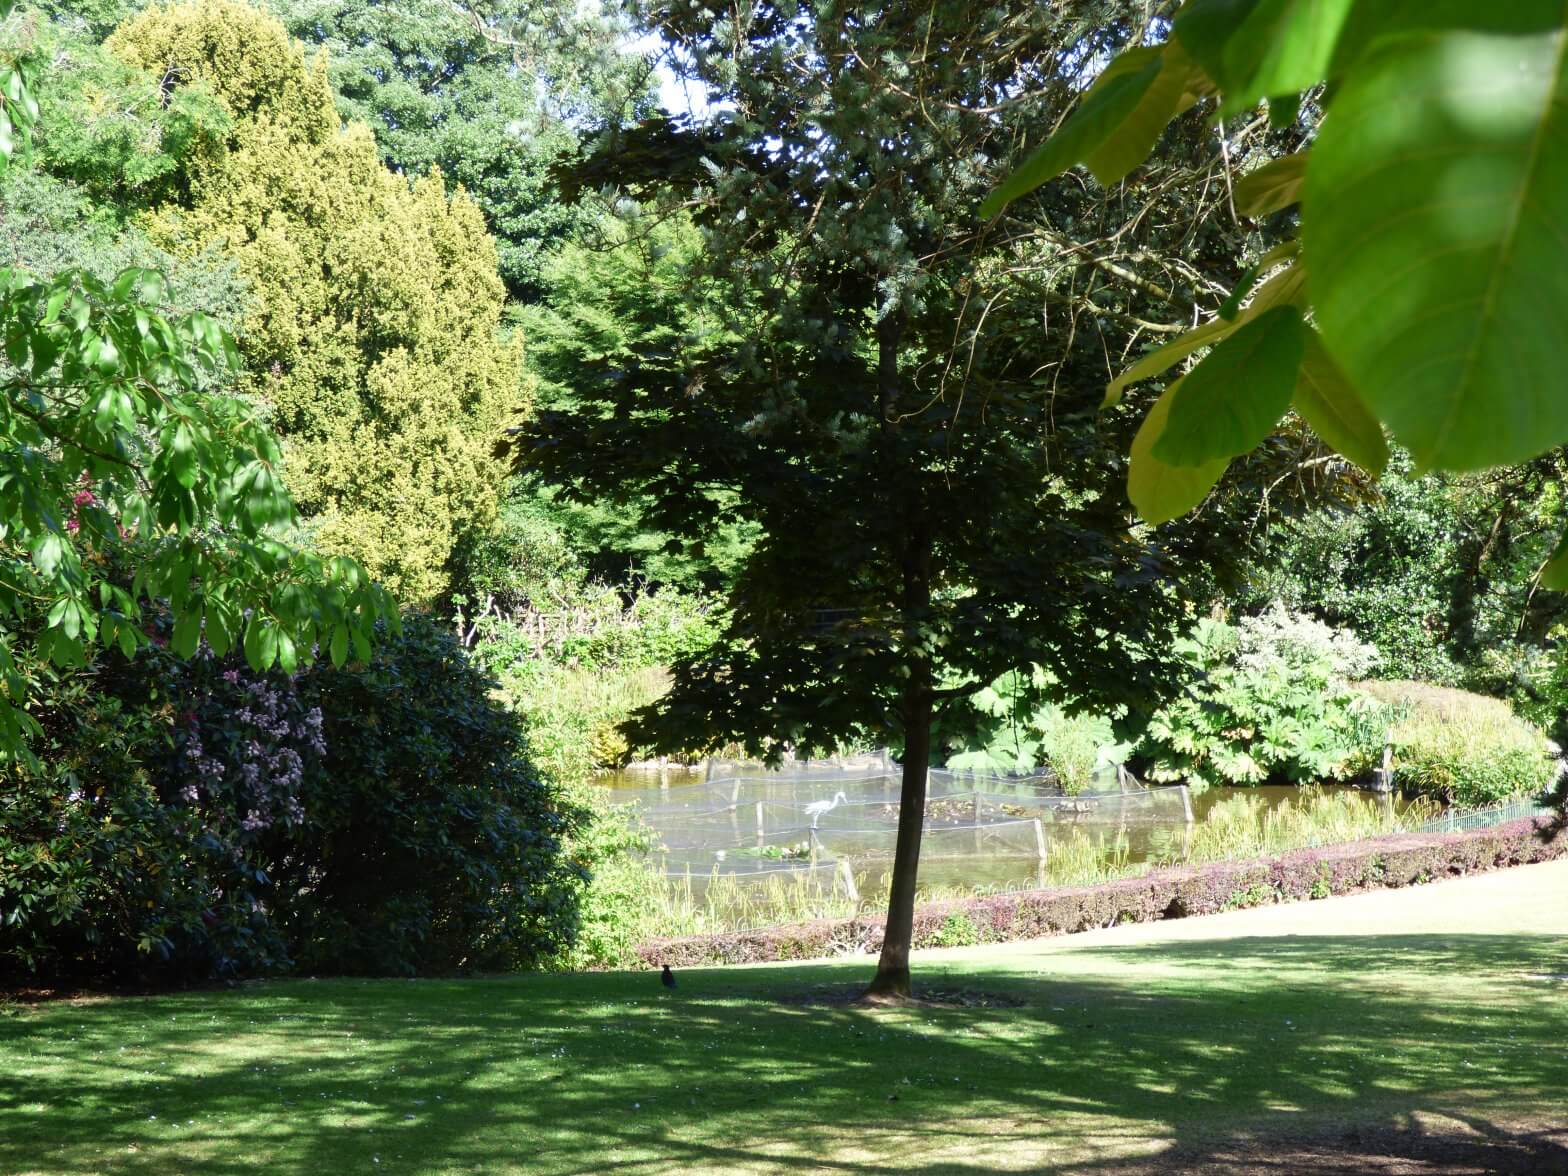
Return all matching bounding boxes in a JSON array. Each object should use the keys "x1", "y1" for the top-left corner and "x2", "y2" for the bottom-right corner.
[{"x1": 639, "y1": 817, "x2": 1564, "y2": 968}]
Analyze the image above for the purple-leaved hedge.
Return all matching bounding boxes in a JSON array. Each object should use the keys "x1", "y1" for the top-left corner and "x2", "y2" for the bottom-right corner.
[{"x1": 637, "y1": 818, "x2": 1564, "y2": 967}]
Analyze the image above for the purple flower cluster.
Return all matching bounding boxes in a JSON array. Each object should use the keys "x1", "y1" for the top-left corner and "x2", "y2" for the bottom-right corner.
[{"x1": 176, "y1": 667, "x2": 326, "y2": 838}]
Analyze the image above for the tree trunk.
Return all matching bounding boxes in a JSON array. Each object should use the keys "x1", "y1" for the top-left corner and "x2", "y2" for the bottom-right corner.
[
  {"x1": 864, "y1": 300, "x2": 934, "y2": 999},
  {"x1": 865, "y1": 670, "x2": 933, "y2": 997}
]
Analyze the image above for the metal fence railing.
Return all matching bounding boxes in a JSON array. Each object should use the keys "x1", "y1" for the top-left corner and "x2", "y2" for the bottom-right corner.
[{"x1": 1415, "y1": 797, "x2": 1555, "y2": 835}]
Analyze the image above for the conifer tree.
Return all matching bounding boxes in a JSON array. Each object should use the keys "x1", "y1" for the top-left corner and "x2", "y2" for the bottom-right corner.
[
  {"x1": 110, "y1": 0, "x2": 522, "y2": 600},
  {"x1": 271, "y1": 0, "x2": 651, "y2": 299}
]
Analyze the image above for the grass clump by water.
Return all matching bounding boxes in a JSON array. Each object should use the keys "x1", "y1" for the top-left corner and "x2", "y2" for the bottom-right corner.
[
  {"x1": 647, "y1": 826, "x2": 1141, "y2": 938},
  {"x1": 1174, "y1": 787, "x2": 1435, "y2": 864},
  {"x1": 503, "y1": 663, "x2": 672, "y2": 786},
  {"x1": 1357, "y1": 680, "x2": 1558, "y2": 806}
]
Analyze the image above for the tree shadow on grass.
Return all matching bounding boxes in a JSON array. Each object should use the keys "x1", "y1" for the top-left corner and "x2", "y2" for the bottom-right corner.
[{"x1": 1, "y1": 932, "x2": 1565, "y2": 1174}]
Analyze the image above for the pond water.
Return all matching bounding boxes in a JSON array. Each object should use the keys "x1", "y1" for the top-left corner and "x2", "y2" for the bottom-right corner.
[{"x1": 598, "y1": 757, "x2": 1422, "y2": 899}]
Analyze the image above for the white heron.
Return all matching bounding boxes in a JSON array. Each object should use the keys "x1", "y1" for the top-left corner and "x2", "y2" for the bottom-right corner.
[{"x1": 804, "y1": 791, "x2": 848, "y2": 829}]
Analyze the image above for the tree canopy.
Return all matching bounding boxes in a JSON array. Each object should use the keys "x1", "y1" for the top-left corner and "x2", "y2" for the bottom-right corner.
[
  {"x1": 0, "y1": 0, "x2": 392, "y2": 763},
  {"x1": 274, "y1": 0, "x2": 652, "y2": 299}
]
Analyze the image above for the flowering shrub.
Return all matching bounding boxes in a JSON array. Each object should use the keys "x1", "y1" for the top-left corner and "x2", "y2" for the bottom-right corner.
[
  {"x1": 173, "y1": 663, "x2": 324, "y2": 840},
  {"x1": 1233, "y1": 602, "x2": 1382, "y2": 681},
  {"x1": 1, "y1": 669, "x2": 293, "y2": 982},
  {"x1": 1142, "y1": 607, "x2": 1389, "y2": 789}
]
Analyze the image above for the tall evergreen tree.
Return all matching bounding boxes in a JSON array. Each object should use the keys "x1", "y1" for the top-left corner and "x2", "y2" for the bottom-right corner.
[
  {"x1": 273, "y1": 0, "x2": 653, "y2": 299},
  {"x1": 109, "y1": 0, "x2": 524, "y2": 601}
]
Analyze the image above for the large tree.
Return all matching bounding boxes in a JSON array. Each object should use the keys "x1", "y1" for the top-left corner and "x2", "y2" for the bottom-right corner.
[{"x1": 526, "y1": 0, "x2": 1310, "y2": 996}]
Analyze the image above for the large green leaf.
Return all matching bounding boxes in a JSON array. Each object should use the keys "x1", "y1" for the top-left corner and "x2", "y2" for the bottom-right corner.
[
  {"x1": 1083, "y1": 41, "x2": 1210, "y2": 186},
  {"x1": 1153, "y1": 305, "x2": 1307, "y2": 466},
  {"x1": 1304, "y1": 28, "x2": 1568, "y2": 470},
  {"x1": 1173, "y1": 0, "x2": 1263, "y2": 83},
  {"x1": 1292, "y1": 330, "x2": 1389, "y2": 475},
  {"x1": 1542, "y1": 529, "x2": 1568, "y2": 590},
  {"x1": 1329, "y1": 2, "x2": 1565, "y2": 75},
  {"x1": 171, "y1": 606, "x2": 202, "y2": 658},
  {"x1": 1221, "y1": 0, "x2": 1357, "y2": 110},
  {"x1": 1103, "y1": 255, "x2": 1304, "y2": 407},
  {"x1": 1128, "y1": 376, "x2": 1231, "y2": 524},
  {"x1": 980, "y1": 50, "x2": 1163, "y2": 217},
  {"x1": 1234, "y1": 151, "x2": 1308, "y2": 216}
]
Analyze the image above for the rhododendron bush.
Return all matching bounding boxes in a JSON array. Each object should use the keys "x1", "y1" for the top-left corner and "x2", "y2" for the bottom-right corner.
[{"x1": 1, "y1": 614, "x2": 586, "y2": 983}]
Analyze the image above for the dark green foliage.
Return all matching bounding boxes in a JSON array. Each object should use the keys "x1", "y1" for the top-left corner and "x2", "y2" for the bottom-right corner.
[
  {"x1": 272, "y1": 0, "x2": 651, "y2": 299},
  {"x1": 526, "y1": 0, "x2": 1338, "y2": 762},
  {"x1": 528, "y1": 276, "x2": 1201, "y2": 758},
  {"x1": 27, "y1": 0, "x2": 142, "y2": 40},
  {"x1": 466, "y1": 478, "x2": 751, "y2": 605},
  {"x1": 284, "y1": 614, "x2": 587, "y2": 975},
  {"x1": 458, "y1": 485, "x2": 584, "y2": 617},
  {"x1": 1507, "y1": 649, "x2": 1568, "y2": 752},
  {"x1": 518, "y1": 218, "x2": 759, "y2": 590},
  {"x1": 1250, "y1": 453, "x2": 1568, "y2": 687},
  {"x1": 0, "y1": 614, "x2": 587, "y2": 983},
  {"x1": 1250, "y1": 469, "x2": 1466, "y2": 683}
]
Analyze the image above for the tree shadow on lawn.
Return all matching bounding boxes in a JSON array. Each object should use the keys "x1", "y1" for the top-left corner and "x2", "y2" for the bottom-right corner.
[{"x1": 2, "y1": 932, "x2": 1565, "y2": 1174}]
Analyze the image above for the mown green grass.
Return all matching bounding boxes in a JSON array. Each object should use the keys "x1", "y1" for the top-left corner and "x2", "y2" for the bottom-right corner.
[{"x1": 4, "y1": 862, "x2": 1566, "y2": 1175}]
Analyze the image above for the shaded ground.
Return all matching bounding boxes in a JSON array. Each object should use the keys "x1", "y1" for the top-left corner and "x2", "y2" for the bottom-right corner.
[
  {"x1": 2, "y1": 861, "x2": 1565, "y2": 1174},
  {"x1": 1123, "y1": 1113, "x2": 1568, "y2": 1174}
]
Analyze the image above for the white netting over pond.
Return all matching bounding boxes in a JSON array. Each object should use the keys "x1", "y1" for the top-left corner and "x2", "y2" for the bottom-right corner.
[{"x1": 613, "y1": 757, "x2": 1193, "y2": 887}]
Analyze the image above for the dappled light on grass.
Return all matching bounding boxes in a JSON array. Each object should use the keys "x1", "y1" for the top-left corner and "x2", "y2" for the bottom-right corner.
[{"x1": 4, "y1": 866, "x2": 1567, "y2": 1174}]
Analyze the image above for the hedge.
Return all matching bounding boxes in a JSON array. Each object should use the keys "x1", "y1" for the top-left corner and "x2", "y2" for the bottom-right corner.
[{"x1": 637, "y1": 818, "x2": 1565, "y2": 968}]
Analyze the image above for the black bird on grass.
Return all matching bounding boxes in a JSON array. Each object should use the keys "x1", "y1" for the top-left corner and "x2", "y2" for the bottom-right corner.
[{"x1": 661, "y1": 964, "x2": 677, "y2": 991}]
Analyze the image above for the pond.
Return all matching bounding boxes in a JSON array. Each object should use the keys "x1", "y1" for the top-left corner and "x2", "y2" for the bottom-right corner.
[{"x1": 598, "y1": 756, "x2": 1426, "y2": 902}]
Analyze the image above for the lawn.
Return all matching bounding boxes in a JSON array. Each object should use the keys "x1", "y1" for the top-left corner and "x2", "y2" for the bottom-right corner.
[{"x1": 3, "y1": 861, "x2": 1566, "y2": 1175}]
